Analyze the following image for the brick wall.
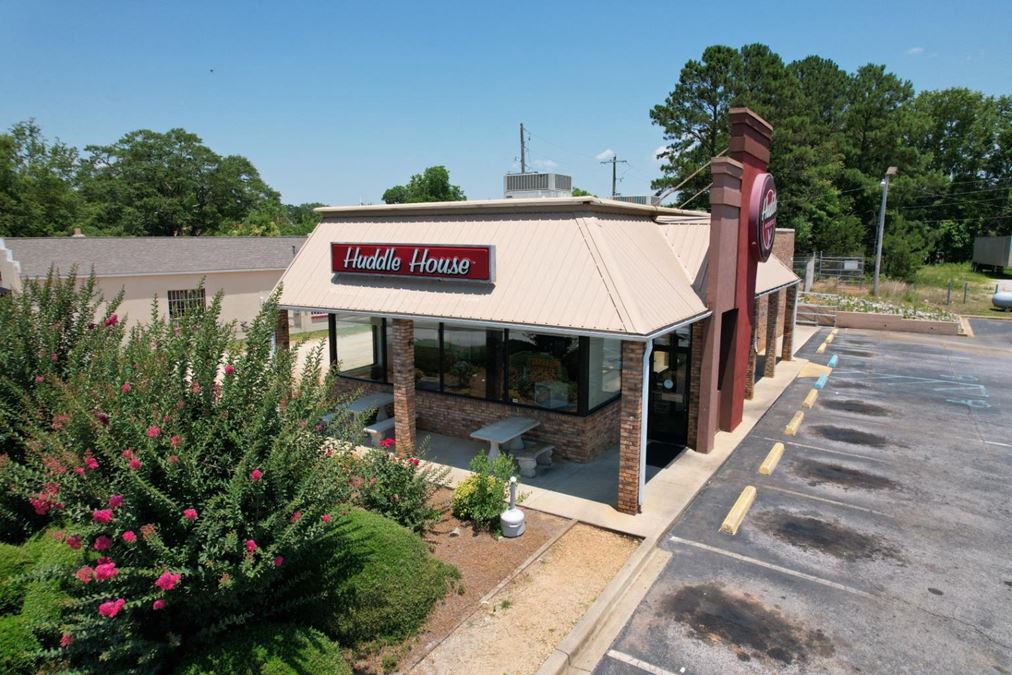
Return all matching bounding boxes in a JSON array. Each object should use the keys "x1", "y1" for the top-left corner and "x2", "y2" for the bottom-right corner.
[
  {"x1": 686, "y1": 320, "x2": 705, "y2": 450},
  {"x1": 332, "y1": 377, "x2": 620, "y2": 463},
  {"x1": 390, "y1": 319, "x2": 417, "y2": 454},
  {"x1": 773, "y1": 228, "x2": 795, "y2": 269},
  {"x1": 617, "y1": 341, "x2": 645, "y2": 515},
  {"x1": 275, "y1": 310, "x2": 290, "y2": 351}
]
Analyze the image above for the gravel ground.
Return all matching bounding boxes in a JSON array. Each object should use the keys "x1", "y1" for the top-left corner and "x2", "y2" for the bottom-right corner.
[{"x1": 412, "y1": 523, "x2": 639, "y2": 675}]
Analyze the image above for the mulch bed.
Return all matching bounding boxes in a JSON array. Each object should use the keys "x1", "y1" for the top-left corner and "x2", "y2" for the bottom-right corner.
[{"x1": 349, "y1": 487, "x2": 570, "y2": 673}]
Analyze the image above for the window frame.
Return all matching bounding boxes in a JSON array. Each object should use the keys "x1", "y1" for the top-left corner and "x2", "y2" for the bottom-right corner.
[{"x1": 166, "y1": 287, "x2": 206, "y2": 320}]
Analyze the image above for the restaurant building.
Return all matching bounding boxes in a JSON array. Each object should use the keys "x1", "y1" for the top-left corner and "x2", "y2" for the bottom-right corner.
[{"x1": 275, "y1": 108, "x2": 799, "y2": 515}]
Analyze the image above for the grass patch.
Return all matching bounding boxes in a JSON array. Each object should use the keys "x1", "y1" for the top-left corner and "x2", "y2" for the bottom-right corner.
[{"x1": 175, "y1": 623, "x2": 350, "y2": 675}]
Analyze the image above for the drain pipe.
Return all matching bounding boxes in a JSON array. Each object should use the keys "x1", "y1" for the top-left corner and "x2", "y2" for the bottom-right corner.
[{"x1": 638, "y1": 339, "x2": 653, "y2": 508}]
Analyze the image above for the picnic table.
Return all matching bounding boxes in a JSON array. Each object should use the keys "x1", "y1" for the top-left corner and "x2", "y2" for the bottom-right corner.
[
  {"x1": 470, "y1": 416, "x2": 540, "y2": 460},
  {"x1": 343, "y1": 392, "x2": 395, "y2": 420}
]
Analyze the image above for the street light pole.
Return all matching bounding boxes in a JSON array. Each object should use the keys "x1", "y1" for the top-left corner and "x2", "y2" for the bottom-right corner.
[{"x1": 872, "y1": 166, "x2": 898, "y2": 296}]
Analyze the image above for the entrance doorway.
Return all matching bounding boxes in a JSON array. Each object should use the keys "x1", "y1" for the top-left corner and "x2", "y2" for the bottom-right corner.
[{"x1": 646, "y1": 326, "x2": 692, "y2": 467}]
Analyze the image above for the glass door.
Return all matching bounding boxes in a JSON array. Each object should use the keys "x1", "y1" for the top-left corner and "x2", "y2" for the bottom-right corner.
[{"x1": 647, "y1": 328, "x2": 692, "y2": 464}]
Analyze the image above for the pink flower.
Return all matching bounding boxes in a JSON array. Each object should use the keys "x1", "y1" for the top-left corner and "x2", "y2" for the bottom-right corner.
[
  {"x1": 34, "y1": 375, "x2": 44, "y2": 384},
  {"x1": 250, "y1": 468, "x2": 262, "y2": 482},
  {"x1": 168, "y1": 454, "x2": 180, "y2": 465},
  {"x1": 321, "y1": 513, "x2": 331, "y2": 523},
  {"x1": 65, "y1": 535, "x2": 81, "y2": 550},
  {"x1": 129, "y1": 458, "x2": 142, "y2": 470},
  {"x1": 152, "y1": 599, "x2": 166, "y2": 611},
  {"x1": 380, "y1": 437, "x2": 396, "y2": 450},
  {"x1": 224, "y1": 364, "x2": 235, "y2": 375},
  {"x1": 170, "y1": 435, "x2": 180, "y2": 448},
  {"x1": 191, "y1": 381, "x2": 200, "y2": 394},
  {"x1": 73, "y1": 467, "x2": 86, "y2": 477},
  {"x1": 108, "y1": 494, "x2": 124, "y2": 508},
  {"x1": 103, "y1": 314, "x2": 119, "y2": 327},
  {"x1": 183, "y1": 508, "x2": 198, "y2": 521},
  {"x1": 85, "y1": 456, "x2": 99, "y2": 470},
  {"x1": 95, "y1": 561, "x2": 118, "y2": 581},
  {"x1": 60, "y1": 632, "x2": 73, "y2": 648},
  {"x1": 274, "y1": 555, "x2": 284, "y2": 568},
  {"x1": 50, "y1": 352, "x2": 58, "y2": 363},
  {"x1": 93, "y1": 535, "x2": 113, "y2": 551},
  {"x1": 98, "y1": 597, "x2": 125, "y2": 618},
  {"x1": 146, "y1": 425, "x2": 160, "y2": 438},
  {"x1": 75, "y1": 566, "x2": 95, "y2": 584},
  {"x1": 121, "y1": 448, "x2": 135, "y2": 460},
  {"x1": 122, "y1": 530, "x2": 137, "y2": 543},
  {"x1": 95, "y1": 411, "x2": 110, "y2": 426},
  {"x1": 244, "y1": 539, "x2": 257, "y2": 553},
  {"x1": 121, "y1": 382, "x2": 131, "y2": 394},
  {"x1": 289, "y1": 511, "x2": 301, "y2": 523},
  {"x1": 92, "y1": 509, "x2": 113, "y2": 524},
  {"x1": 154, "y1": 571, "x2": 181, "y2": 591},
  {"x1": 408, "y1": 457, "x2": 420, "y2": 466}
]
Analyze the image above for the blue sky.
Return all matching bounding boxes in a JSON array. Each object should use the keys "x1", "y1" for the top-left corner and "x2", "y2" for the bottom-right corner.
[{"x1": 2, "y1": 1, "x2": 1010, "y2": 205}]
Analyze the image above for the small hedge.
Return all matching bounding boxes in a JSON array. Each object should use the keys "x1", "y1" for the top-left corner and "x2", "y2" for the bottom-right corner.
[
  {"x1": 0, "y1": 544, "x2": 32, "y2": 614},
  {"x1": 0, "y1": 615, "x2": 41, "y2": 674},
  {"x1": 306, "y1": 508, "x2": 458, "y2": 644},
  {"x1": 175, "y1": 623, "x2": 350, "y2": 675}
]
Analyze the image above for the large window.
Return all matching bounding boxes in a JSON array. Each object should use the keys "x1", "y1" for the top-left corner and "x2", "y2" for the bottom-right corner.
[
  {"x1": 335, "y1": 316, "x2": 385, "y2": 381},
  {"x1": 167, "y1": 288, "x2": 205, "y2": 319},
  {"x1": 333, "y1": 315, "x2": 624, "y2": 416},
  {"x1": 507, "y1": 332, "x2": 580, "y2": 413}
]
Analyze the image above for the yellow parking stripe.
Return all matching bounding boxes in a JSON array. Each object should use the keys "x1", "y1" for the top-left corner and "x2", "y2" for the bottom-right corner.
[
  {"x1": 759, "y1": 443, "x2": 784, "y2": 476},
  {"x1": 719, "y1": 486, "x2": 757, "y2": 535}
]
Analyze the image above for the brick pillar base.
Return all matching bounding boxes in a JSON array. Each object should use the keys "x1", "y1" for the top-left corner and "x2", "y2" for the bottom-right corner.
[
  {"x1": 686, "y1": 321, "x2": 705, "y2": 450},
  {"x1": 391, "y1": 319, "x2": 416, "y2": 455},
  {"x1": 782, "y1": 285, "x2": 798, "y2": 361},
  {"x1": 618, "y1": 341, "x2": 645, "y2": 515},
  {"x1": 763, "y1": 290, "x2": 781, "y2": 379},
  {"x1": 275, "y1": 310, "x2": 290, "y2": 351},
  {"x1": 744, "y1": 302, "x2": 758, "y2": 400}
]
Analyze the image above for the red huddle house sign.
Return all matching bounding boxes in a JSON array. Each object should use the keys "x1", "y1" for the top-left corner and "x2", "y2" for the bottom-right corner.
[
  {"x1": 330, "y1": 243, "x2": 495, "y2": 282},
  {"x1": 748, "y1": 172, "x2": 778, "y2": 263}
]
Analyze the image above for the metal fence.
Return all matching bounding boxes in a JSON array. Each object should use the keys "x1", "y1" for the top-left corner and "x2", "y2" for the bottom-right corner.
[
  {"x1": 794, "y1": 253, "x2": 865, "y2": 289},
  {"x1": 796, "y1": 292, "x2": 838, "y2": 326}
]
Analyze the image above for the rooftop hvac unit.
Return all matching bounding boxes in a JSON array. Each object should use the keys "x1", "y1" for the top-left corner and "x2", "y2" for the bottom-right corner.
[
  {"x1": 503, "y1": 172, "x2": 573, "y2": 199},
  {"x1": 612, "y1": 194, "x2": 661, "y2": 206}
]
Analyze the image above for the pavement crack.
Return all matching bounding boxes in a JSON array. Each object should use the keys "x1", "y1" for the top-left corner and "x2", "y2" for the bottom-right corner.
[{"x1": 891, "y1": 594, "x2": 1012, "y2": 653}]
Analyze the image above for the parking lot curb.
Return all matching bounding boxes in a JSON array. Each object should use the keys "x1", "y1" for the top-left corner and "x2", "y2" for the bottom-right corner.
[{"x1": 785, "y1": 410, "x2": 805, "y2": 435}]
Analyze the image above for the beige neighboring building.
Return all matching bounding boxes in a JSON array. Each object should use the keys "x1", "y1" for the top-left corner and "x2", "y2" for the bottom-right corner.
[{"x1": 0, "y1": 234, "x2": 320, "y2": 334}]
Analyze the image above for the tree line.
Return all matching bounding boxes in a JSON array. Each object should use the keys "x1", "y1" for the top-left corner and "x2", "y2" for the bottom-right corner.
[
  {"x1": 651, "y1": 44, "x2": 1011, "y2": 278},
  {"x1": 0, "y1": 122, "x2": 323, "y2": 238}
]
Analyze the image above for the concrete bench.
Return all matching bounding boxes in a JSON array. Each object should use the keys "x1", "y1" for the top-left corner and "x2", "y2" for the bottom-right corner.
[
  {"x1": 363, "y1": 417, "x2": 396, "y2": 447},
  {"x1": 513, "y1": 443, "x2": 554, "y2": 478}
]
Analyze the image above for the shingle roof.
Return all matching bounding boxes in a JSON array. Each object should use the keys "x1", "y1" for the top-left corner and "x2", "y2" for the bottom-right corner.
[{"x1": 1, "y1": 236, "x2": 307, "y2": 278}]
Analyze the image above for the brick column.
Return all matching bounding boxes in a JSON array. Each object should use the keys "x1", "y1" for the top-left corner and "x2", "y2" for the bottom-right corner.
[
  {"x1": 744, "y1": 302, "x2": 758, "y2": 400},
  {"x1": 781, "y1": 285, "x2": 798, "y2": 361},
  {"x1": 763, "y1": 290, "x2": 781, "y2": 379},
  {"x1": 618, "y1": 341, "x2": 645, "y2": 515},
  {"x1": 391, "y1": 319, "x2": 416, "y2": 455},
  {"x1": 275, "y1": 309, "x2": 290, "y2": 351},
  {"x1": 685, "y1": 321, "x2": 705, "y2": 450}
]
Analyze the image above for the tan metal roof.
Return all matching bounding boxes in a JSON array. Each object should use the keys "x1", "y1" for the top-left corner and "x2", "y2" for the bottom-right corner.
[
  {"x1": 316, "y1": 196, "x2": 708, "y2": 219},
  {"x1": 277, "y1": 206, "x2": 708, "y2": 338},
  {"x1": 656, "y1": 218, "x2": 799, "y2": 297}
]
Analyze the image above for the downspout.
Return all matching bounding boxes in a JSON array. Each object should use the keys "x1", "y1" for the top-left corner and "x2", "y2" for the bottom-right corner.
[{"x1": 638, "y1": 339, "x2": 653, "y2": 507}]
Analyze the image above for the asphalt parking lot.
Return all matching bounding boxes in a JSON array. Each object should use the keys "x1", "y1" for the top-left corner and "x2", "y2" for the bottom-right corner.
[{"x1": 596, "y1": 325, "x2": 1012, "y2": 674}]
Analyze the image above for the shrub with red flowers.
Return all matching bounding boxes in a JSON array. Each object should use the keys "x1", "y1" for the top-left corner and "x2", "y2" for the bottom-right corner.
[
  {"x1": 2, "y1": 290, "x2": 362, "y2": 670},
  {"x1": 347, "y1": 448, "x2": 447, "y2": 533}
]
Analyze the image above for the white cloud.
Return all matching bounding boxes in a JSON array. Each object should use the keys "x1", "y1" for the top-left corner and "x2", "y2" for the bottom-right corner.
[
  {"x1": 595, "y1": 148, "x2": 615, "y2": 161},
  {"x1": 907, "y1": 47, "x2": 925, "y2": 56},
  {"x1": 532, "y1": 159, "x2": 558, "y2": 170},
  {"x1": 654, "y1": 145, "x2": 669, "y2": 163}
]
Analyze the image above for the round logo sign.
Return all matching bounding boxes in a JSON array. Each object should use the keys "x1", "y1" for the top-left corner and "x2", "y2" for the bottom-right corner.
[{"x1": 748, "y1": 173, "x2": 777, "y2": 262}]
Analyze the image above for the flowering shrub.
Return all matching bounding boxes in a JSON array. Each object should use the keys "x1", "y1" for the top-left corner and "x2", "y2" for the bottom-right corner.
[
  {"x1": 348, "y1": 448, "x2": 448, "y2": 533},
  {"x1": 0, "y1": 269, "x2": 125, "y2": 541},
  {"x1": 451, "y1": 452, "x2": 518, "y2": 531},
  {"x1": 2, "y1": 289, "x2": 362, "y2": 670}
]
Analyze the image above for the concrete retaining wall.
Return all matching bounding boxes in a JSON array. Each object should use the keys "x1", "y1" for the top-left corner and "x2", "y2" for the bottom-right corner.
[{"x1": 836, "y1": 311, "x2": 962, "y2": 335}]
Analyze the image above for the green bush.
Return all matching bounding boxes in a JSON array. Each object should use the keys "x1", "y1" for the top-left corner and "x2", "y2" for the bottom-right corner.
[
  {"x1": 0, "y1": 544, "x2": 32, "y2": 615},
  {"x1": 175, "y1": 623, "x2": 350, "y2": 675},
  {"x1": 451, "y1": 452, "x2": 516, "y2": 531},
  {"x1": 0, "y1": 615, "x2": 41, "y2": 674},
  {"x1": 351, "y1": 448, "x2": 448, "y2": 532},
  {"x1": 0, "y1": 290, "x2": 363, "y2": 671},
  {"x1": 306, "y1": 508, "x2": 456, "y2": 645}
]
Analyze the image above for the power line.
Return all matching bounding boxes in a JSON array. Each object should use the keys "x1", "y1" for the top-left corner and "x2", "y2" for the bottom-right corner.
[{"x1": 600, "y1": 155, "x2": 628, "y2": 197}]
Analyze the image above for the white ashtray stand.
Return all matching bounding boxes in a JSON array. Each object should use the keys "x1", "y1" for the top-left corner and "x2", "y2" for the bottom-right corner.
[{"x1": 500, "y1": 476, "x2": 525, "y2": 538}]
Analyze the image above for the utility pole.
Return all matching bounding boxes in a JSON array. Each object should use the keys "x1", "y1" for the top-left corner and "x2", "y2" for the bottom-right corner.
[
  {"x1": 600, "y1": 155, "x2": 628, "y2": 197},
  {"x1": 519, "y1": 123, "x2": 526, "y2": 173},
  {"x1": 872, "y1": 166, "x2": 898, "y2": 295}
]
